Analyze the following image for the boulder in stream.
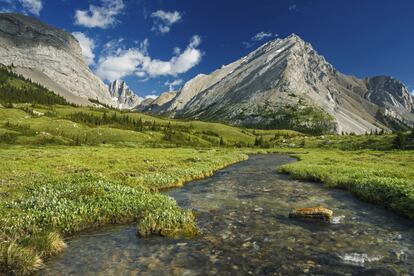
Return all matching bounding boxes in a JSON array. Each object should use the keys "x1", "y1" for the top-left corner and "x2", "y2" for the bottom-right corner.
[{"x1": 289, "y1": 206, "x2": 333, "y2": 222}]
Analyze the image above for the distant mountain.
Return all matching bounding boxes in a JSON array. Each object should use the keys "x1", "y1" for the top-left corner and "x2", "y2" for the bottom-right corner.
[
  {"x1": 135, "y1": 92, "x2": 177, "y2": 112},
  {"x1": 0, "y1": 13, "x2": 116, "y2": 106},
  {"x1": 108, "y1": 80, "x2": 142, "y2": 109},
  {"x1": 147, "y1": 34, "x2": 414, "y2": 134}
]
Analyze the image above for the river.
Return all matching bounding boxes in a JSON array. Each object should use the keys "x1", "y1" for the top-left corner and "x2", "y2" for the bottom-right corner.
[{"x1": 41, "y1": 155, "x2": 414, "y2": 275}]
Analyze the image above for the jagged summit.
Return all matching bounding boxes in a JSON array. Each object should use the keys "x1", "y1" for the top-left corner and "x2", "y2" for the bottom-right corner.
[
  {"x1": 108, "y1": 80, "x2": 143, "y2": 109},
  {"x1": 146, "y1": 34, "x2": 414, "y2": 134},
  {"x1": 0, "y1": 13, "x2": 412, "y2": 133}
]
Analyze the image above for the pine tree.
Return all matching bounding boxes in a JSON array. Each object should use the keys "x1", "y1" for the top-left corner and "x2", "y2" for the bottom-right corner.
[
  {"x1": 393, "y1": 132, "x2": 406, "y2": 149},
  {"x1": 219, "y1": 137, "x2": 224, "y2": 146}
]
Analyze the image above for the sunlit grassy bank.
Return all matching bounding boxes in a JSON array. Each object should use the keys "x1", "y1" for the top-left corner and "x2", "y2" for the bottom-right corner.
[
  {"x1": 2, "y1": 63, "x2": 414, "y2": 275},
  {"x1": 279, "y1": 149, "x2": 414, "y2": 219},
  {"x1": 0, "y1": 146, "x2": 246, "y2": 274}
]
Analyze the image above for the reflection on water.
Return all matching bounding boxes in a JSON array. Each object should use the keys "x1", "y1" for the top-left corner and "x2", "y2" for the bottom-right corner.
[{"x1": 41, "y1": 155, "x2": 414, "y2": 275}]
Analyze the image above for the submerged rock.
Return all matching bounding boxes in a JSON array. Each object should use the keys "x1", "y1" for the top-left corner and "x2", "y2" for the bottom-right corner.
[{"x1": 289, "y1": 206, "x2": 333, "y2": 222}]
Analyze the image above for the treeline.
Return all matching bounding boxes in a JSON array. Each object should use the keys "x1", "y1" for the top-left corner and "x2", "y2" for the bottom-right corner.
[
  {"x1": 67, "y1": 111, "x2": 191, "y2": 133},
  {"x1": 242, "y1": 102, "x2": 337, "y2": 135},
  {"x1": 0, "y1": 65, "x2": 69, "y2": 106},
  {"x1": 393, "y1": 130, "x2": 414, "y2": 150}
]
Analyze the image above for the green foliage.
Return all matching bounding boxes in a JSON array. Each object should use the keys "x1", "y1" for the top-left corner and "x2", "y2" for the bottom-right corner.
[
  {"x1": 0, "y1": 241, "x2": 43, "y2": 275},
  {"x1": 0, "y1": 66, "x2": 69, "y2": 106},
  {"x1": 393, "y1": 132, "x2": 407, "y2": 149},
  {"x1": 219, "y1": 136, "x2": 224, "y2": 146},
  {"x1": 279, "y1": 150, "x2": 414, "y2": 219},
  {"x1": 0, "y1": 146, "x2": 247, "y2": 274},
  {"x1": 68, "y1": 111, "x2": 146, "y2": 131},
  {"x1": 242, "y1": 101, "x2": 336, "y2": 135}
]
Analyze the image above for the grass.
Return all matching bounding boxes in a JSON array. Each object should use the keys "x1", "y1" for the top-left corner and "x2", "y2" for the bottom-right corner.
[
  {"x1": 0, "y1": 91, "x2": 413, "y2": 274},
  {"x1": 279, "y1": 149, "x2": 414, "y2": 219},
  {"x1": 0, "y1": 145, "x2": 247, "y2": 274}
]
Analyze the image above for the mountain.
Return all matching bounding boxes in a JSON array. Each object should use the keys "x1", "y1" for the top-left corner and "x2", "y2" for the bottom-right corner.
[
  {"x1": 108, "y1": 80, "x2": 142, "y2": 109},
  {"x1": 149, "y1": 34, "x2": 414, "y2": 134},
  {"x1": 0, "y1": 13, "x2": 116, "y2": 106},
  {"x1": 135, "y1": 91, "x2": 177, "y2": 112}
]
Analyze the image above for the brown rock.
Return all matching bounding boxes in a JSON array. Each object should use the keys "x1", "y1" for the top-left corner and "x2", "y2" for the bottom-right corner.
[{"x1": 289, "y1": 206, "x2": 333, "y2": 222}]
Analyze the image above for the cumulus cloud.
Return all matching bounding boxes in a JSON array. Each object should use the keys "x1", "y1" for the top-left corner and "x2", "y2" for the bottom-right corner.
[
  {"x1": 18, "y1": 0, "x2": 42, "y2": 15},
  {"x1": 74, "y1": 0, "x2": 125, "y2": 29},
  {"x1": 0, "y1": 0, "x2": 42, "y2": 15},
  {"x1": 96, "y1": 35, "x2": 203, "y2": 82},
  {"x1": 243, "y1": 31, "x2": 277, "y2": 48},
  {"x1": 72, "y1": 32, "x2": 96, "y2": 66},
  {"x1": 165, "y1": 79, "x2": 183, "y2": 92},
  {"x1": 289, "y1": 4, "x2": 297, "y2": 11},
  {"x1": 96, "y1": 49, "x2": 144, "y2": 81},
  {"x1": 252, "y1": 31, "x2": 273, "y2": 41},
  {"x1": 151, "y1": 10, "x2": 182, "y2": 34}
]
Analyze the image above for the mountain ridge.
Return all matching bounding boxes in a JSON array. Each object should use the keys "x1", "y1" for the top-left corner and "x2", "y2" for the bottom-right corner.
[
  {"x1": 0, "y1": 13, "x2": 413, "y2": 134},
  {"x1": 0, "y1": 13, "x2": 116, "y2": 106},
  {"x1": 146, "y1": 34, "x2": 414, "y2": 134},
  {"x1": 108, "y1": 79, "x2": 143, "y2": 109}
]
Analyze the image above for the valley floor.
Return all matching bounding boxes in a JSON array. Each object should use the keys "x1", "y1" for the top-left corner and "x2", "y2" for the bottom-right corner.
[
  {"x1": 1, "y1": 145, "x2": 414, "y2": 274},
  {"x1": 278, "y1": 149, "x2": 414, "y2": 219},
  {"x1": 0, "y1": 145, "x2": 247, "y2": 274},
  {"x1": 0, "y1": 103, "x2": 413, "y2": 274}
]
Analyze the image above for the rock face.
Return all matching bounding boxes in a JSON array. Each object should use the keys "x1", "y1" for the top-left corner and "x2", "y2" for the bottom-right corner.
[
  {"x1": 136, "y1": 92, "x2": 177, "y2": 112},
  {"x1": 289, "y1": 206, "x2": 333, "y2": 222},
  {"x1": 108, "y1": 80, "x2": 142, "y2": 109},
  {"x1": 0, "y1": 13, "x2": 115, "y2": 106},
  {"x1": 365, "y1": 76, "x2": 414, "y2": 126},
  {"x1": 149, "y1": 34, "x2": 414, "y2": 134}
]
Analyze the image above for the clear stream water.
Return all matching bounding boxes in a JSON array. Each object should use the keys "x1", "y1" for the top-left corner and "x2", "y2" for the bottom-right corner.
[{"x1": 41, "y1": 155, "x2": 414, "y2": 275}]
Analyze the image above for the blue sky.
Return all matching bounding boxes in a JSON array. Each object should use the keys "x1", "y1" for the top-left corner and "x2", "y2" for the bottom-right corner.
[{"x1": 1, "y1": 0, "x2": 414, "y2": 98}]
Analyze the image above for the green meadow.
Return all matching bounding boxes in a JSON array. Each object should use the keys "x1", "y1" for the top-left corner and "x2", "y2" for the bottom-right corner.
[
  {"x1": 278, "y1": 149, "x2": 414, "y2": 219},
  {"x1": 0, "y1": 67, "x2": 414, "y2": 274}
]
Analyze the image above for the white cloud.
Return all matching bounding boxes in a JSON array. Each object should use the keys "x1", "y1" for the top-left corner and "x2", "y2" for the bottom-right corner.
[
  {"x1": 151, "y1": 10, "x2": 182, "y2": 34},
  {"x1": 165, "y1": 79, "x2": 183, "y2": 92},
  {"x1": 289, "y1": 4, "x2": 297, "y2": 11},
  {"x1": 96, "y1": 49, "x2": 145, "y2": 81},
  {"x1": 72, "y1": 32, "x2": 95, "y2": 66},
  {"x1": 243, "y1": 31, "x2": 277, "y2": 48},
  {"x1": 74, "y1": 0, "x2": 125, "y2": 29},
  {"x1": 0, "y1": 0, "x2": 42, "y2": 15},
  {"x1": 18, "y1": 0, "x2": 42, "y2": 15},
  {"x1": 96, "y1": 35, "x2": 203, "y2": 82},
  {"x1": 252, "y1": 31, "x2": 273, "y2": 41},
  {"x1": 145, "y1": 95, "x2": 158, "y2": 100}
]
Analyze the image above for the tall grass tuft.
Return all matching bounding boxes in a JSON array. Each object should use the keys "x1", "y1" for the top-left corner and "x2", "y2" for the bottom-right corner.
[
  {"x1": 21, "y1": 231, "x2": 67, "y2": 257},
  {"x1": 0, "y1": 241, "x2": 43, "y2": 275}
]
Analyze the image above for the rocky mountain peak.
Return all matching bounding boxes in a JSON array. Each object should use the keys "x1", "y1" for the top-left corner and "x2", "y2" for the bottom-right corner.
[
  {"x1": 146, "y1": 34, "x2": 414, "y2": 133},
  {"x1": 0, "y1": 13, "x2": 80, "y2": 54},
  {"x1": 108, "y1": 80, "x2": 142, "y2": 109},
  {"x1": 0, "y1": 13, "x2": 115, "y2": 106}
]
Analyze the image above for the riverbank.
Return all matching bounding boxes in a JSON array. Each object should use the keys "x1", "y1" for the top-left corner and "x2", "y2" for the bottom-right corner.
[
  {"x1": 42, "y1": 154, "x2": 414, "y2": 275},
  {"x1": 0, "y1": 146, "x2": 247, "y2": 275},
  {"x1": 278, "y1": 149, "x2": 414, "y2": 219},
  {"x1": 1, "y1": 146, "x2": 414, "y2": 274}
]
